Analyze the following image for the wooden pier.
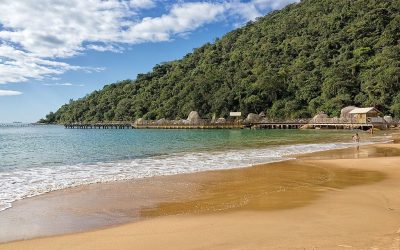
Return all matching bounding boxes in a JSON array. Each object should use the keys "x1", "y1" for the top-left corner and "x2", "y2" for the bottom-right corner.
[
  {"x1": 0, "y1": 123, "x2": 35, "y2": 127},
  {"x1": 63, "y1": 121, "x2": 377, "y2": 130},
  {"x1": 133, "y1": 123, "x2": 244, "y2": 129},
  {"x1": 246, "y1": 122, "x2": 307, "y2": 129},
  {"x1": 64, "y1": 123, "x2": 133, "y2": 129},
  {"x1": 63, "y1": 118, "x2": 392, "y2": 130},
  {"x1": 64, "y1": 122, "x2": 243, "y2": 129},
  {"x1": 305, "y1": 122, "x2": 374, "y2": 130},
  {"x1": 304, "y1": 117, "x2": 384, "y2": 130}
]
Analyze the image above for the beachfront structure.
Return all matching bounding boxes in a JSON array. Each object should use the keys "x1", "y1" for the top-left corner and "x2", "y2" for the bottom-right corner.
[
  {"x1": 64, "y1": 108, "x2": 396, "y2": 130},
  {"x1": 340, "y1": 106, "x2": 358, "y2": 119},
  {"x1": 349, "y1": 107, "x2": 383, "y2": 124},
  {"x1": 303, "y1": 106, "x2": 392, "y2": 130}
]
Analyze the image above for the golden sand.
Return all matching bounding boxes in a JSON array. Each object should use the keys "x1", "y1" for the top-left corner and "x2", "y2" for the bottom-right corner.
[
  {"x1": 141, "y1": 161, "x2": 384, "y2": 217},
  {"x1": 1, "y1": 143, "x2": 400, "y2": 249}
]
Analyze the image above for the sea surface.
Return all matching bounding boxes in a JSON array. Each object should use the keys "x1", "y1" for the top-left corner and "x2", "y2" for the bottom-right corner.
[{"x1": 0, "y1": 124, "x2": 389, "y2": 212}]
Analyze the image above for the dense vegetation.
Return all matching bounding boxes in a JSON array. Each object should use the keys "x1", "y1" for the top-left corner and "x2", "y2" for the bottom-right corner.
[{"x1": 44, "y1": 0, "x2": 400, "y2": 123}]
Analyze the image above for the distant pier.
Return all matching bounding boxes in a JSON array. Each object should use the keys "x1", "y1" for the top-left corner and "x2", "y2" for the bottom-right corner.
[
  {"x1": 244, "y1": 121, "x2": 375, "y2": 130},
  {"x1": 246, "y1": 122, "x2": 307, "y2": 129},
  {"x1": 63, "y1": 120, "x2": 390, "y2": 130},
  {"x1": 61, "y1": 107, "x2": 398, "y2": 130},
  {"x1": 0, "y1": 123, "x2": 35, "y2": 127},
  {"x1": 133, "y1": 123, "x2": 244, "y2": 129},
  {"x1": 303, "y1": 122, "x2": 374, "y2": 130},
  {"x1": 64, "y1": 123, "x2": 133, "y2": 129},
  {"x1": 64, "y1": 122, "x2": 244, "y2": 129}
]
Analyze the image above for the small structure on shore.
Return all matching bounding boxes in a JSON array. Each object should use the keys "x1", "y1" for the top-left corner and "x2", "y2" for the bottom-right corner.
[
  {"x1": 305, "y1": 106, "x2": 390, "y2": 130},
  {"x1": 311, "y1": 112, "x2": 328, "y2": 123},
  {"x1": 349, "y1": 107, "x2": 382, "y2": 124},
  {"x1": 229, "y1": 112, "x2": 242, "y2": 123},
  {"x1": 187, "y1": 111, "x2": 201, "y2": 124},
  {"x1": 245, "y1": 113, "x2": 262, "y2": 123},
  {"x1": 340, "y1": 106, "x2": 358, "y2": 119},
  {"x1": 216, "y1": 117, "x2": 226, "y2": 123},
  {"x1": 134, "y1": 118, "x2": 144, "y2": 126},
  {"x1": 156, "y1": 118, "x2": 167, "y2": 125},
  {"x1": 384, "y1": 115, "x2": 393, "y2": 123}
]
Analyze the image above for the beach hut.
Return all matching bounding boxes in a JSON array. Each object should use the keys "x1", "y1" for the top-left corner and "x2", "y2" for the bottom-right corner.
[
  {"x1": 134, "y1": 118, "x2": 145, "y2": 126},
  {"x1": 216, "y1": 117, "x2": 226, "y2": 124},
  {"x1": 187, "y1": 111, "x2": 201, "y2": 123},
  {"x1": 340, "y1": 106, "x2": 358, "y2": 119},
  {"x1": 311, "y1": 112, "x2": 328, "y2": 123},
  {"x1": 244, "y1": 113, "x2": 261, "y2": 123},
  {"x1": 349, "y1": 107, "x2": 381, "y2": 124}
]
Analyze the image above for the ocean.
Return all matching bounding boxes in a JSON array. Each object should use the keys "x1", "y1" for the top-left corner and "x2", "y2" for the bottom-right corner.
[{"x1": 0, "y1": 124, "x2": 384, "y2": 212}]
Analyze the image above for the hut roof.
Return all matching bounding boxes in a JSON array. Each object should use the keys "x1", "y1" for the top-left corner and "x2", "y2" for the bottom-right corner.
[
  {"x1": 341, "y1": 106, "x2": 357, "y2": 113},
  {"x1": 349, "y1": 107, "x2": 380, "y2": 114},
  {"x1": 312, "y1": 113, "x2": 328, "y2": 119}
]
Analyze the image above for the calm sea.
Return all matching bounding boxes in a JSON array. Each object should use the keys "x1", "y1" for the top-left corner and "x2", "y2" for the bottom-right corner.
[{"x1": 0, "y1": 124, "x2": 385, "y2": 211}]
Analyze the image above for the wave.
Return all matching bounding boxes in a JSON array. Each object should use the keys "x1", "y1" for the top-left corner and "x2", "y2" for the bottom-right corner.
[{"x1": 0, "y1": 141, "x2": 372, "y2": 212}]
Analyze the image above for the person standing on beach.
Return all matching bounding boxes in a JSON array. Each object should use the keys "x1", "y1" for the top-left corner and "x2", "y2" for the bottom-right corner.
[
  {"x1": 352, "y1": 133, "x2": 360, "y2": 152},
  {"x1": 352, "y1": 133, "x2": 360, "y2": 143}
]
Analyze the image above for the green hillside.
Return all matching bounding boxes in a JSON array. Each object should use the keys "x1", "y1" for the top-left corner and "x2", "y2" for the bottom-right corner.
[{"x1": 44, "y1": 0, "x2": 400, "y2": 123}]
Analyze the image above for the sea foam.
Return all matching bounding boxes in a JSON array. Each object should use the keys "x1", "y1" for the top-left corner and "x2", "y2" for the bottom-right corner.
[{"x1": 0, "y1": 142, "x2": 369, "y2": 212}]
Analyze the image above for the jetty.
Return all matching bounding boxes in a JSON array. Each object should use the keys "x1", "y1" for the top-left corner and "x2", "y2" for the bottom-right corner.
[
  {"x1": 64, "y1": 122, "x2": 243, "y2": 129},
  {"x1": 64, "y1": 123, "x2": 133, "y2": 129},
  {"x1": 302, "y1": 119, "x2": 374, "y2": 130},
  {"x1": 63, "y1": 107, "x2": 398, "y2": 130},
  {"x1": 0, "y1": 123, "x2": 34, "y2": 127},
  {"x1": 63, "y1": 119, "x2": 395, "y2": 130},
  {"x1": 245, "y1": 121, "x2": 308, "y2": 129},
  {"x1": 304, "y1": 107, "x2": 394, "y2": 130}
]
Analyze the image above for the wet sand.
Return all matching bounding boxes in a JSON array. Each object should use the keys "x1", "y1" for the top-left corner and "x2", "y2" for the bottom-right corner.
[{"x1": 1, "y1": 142, "x2": 400, "y2": 249}]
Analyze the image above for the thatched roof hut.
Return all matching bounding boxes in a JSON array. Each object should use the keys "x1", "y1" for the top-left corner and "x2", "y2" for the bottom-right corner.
[
  {"x1": 312, "y1": 113, "x2": 328, "y2": 119},
  {"x1": 156, "y1": 118, "x2": 166, "y2": 125},
  {"x1": 384, "y1": 115, "x2": 393, "y2": 123},
  {"x1": 340, "y1": 106, "x2": 358, "y2": 119},
  {"x1": 133, "y1": 118, "x2": 145, "y2": 125},
  {"x1": 244, "y1": 113, "x2": 261, "y2": 123},
  {"x1": 187, "y1": 111, "x2": 201, "y2": 123},
  {"x1": 216, "y1": 117, "x2": 226, "y2": 123},
  {"x1": 311, "y1": 112, "x2": 328, "y2": 123}
]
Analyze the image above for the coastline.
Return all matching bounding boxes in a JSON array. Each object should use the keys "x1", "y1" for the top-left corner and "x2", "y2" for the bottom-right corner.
[
  {"x1": 1, "y1": 136, "x2": 400, "y2": 249},
  {"x1": 0, "y1": 128, "x2": 365, "y2": 214}
]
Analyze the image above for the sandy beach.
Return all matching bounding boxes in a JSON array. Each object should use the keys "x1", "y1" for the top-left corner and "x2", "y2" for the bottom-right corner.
[{"x1": 1, "y1": 140, "x2": 400, "y2": 249}]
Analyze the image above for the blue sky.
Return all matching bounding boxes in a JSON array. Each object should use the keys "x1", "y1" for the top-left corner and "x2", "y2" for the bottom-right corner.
[{"x1": 0, "y1": 0, "x2": 298, "y2": 123}]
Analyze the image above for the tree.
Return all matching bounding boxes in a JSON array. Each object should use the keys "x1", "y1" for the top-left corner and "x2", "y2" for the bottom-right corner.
[{"x1": 42, "y1": 0, "x2": 400, "y2": 123}]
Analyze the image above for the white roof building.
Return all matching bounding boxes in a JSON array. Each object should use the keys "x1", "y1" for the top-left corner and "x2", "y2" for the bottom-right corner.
[{"x1": 349, "y1": 107, "x2": 380, "y2": 114}]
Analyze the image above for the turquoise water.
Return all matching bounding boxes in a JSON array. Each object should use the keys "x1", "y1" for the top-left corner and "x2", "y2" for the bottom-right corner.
[{"x1": 0, "y1": 124, "x2": 379, "y2": 211}]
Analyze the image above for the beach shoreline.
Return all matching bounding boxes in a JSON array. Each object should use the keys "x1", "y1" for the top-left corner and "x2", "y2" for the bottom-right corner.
[
  {"x1": 0, "y1": 127, "x2": 366, "y2": 214},
  {"x1": 1, "y1": 134, "x2": 400, "y2": 249}
]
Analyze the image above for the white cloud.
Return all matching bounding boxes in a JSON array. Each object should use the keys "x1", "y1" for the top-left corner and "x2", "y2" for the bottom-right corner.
[
  {"x1": 43, "y1": 82, "x2": 84, "y2": 87},
  {"x1": 0, "y1": 89, "x2": 22, "y2": 96},
  {"x1": 0, "y1": 45, "x2": 103, "y2": 84},
  {"x1": 0, "y1": 0, "x2": 298, "y2": 85},
  {"x1": 87, "y1": 44, "x2": 123, "y2": 53},
  {"x1": 0, "y1": 45, "x2": 81, "y2": 83},
  {"x1": 121, "y1": 2, "x2": 226, "y2": 43},
  {"x1": 129, "y1": 0, "x2": 156, "y2": 9}
]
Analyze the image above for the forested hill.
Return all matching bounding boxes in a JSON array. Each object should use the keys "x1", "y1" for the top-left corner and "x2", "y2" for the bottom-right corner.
[{"x1": 44, "y1": 0, "x2": 400, "y2": 123}]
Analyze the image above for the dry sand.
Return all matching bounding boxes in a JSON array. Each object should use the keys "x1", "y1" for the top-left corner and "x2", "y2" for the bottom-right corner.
[{"x1": 1, "y1": 143, "x2": 400, "y2": 249}]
